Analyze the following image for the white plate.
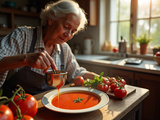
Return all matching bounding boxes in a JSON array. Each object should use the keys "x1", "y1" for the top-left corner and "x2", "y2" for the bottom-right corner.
[{"x1": 42, "y1": 87, "x2": 109, "y2": 114}]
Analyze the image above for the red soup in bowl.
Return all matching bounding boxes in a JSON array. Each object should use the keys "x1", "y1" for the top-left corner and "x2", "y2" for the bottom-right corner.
[{"x1": 51, "y1": 91, "x2": 100, "y2": 110}]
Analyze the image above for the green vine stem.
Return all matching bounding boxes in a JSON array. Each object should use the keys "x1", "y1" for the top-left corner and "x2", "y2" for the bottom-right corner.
[{"x1": 0, "y1": 85, "x2": 26, "y2": 118}]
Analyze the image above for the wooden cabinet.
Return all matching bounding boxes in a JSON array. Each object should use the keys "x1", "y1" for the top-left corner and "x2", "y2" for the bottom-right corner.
[
  {"x1": 0, "y1": 0, "x2": 99, "y2": 36},
  {"x1": 76, "y1": 0, "x2": 99, "y2": 26},
  {"x1": 0, "y1": 7, "x2": 40, "y2": 36},
  {"x1": 109, "y1": 68, "x2": 134, "y2": 85},
  {"x1": 135, "y1": 73, "x2": 160, "y2": 120}
]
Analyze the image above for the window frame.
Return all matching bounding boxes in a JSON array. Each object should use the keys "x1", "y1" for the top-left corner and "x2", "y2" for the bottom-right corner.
[{"x1": 99, "y1": 0, "x2": 160, "y2": 55}]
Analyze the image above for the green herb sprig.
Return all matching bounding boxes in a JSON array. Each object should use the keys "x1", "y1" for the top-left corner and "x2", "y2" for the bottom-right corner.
[
  {"x1": 84, "y1": 72, "x2": 104, "y2": 88},
  {"x1": 73, "y1": 97, "x2": 84, "y2": 103}
]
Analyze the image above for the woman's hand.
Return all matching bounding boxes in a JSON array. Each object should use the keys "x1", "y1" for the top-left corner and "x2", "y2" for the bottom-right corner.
[{"x1": 24, "y1": 50, "x2": 57, "y2": 73}]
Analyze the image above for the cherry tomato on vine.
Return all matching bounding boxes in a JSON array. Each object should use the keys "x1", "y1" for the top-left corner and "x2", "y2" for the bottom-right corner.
[
  {"x1": 110, "y1": 82, "x2": 119, "y2": 92},
  {"x1": 14, "y1": 115, "x2": 34, "y2": 120},
  {"x1": 0, "y1": 104, "x2": 14, "y2": 120},
  {"x1": 114, "y1": 87, "x2": 127, "y2": 98},
  {"x1": 73, "y1": 76, "x2": 84, "y2": 86},
  {"x1": 108, "y1": 77, "x2": 117, "y2": 85},
  {"x1": 102, "y1": 78, "x2": 110, "y2": 86},
  {"x1": 97, "y1": 84, "x2": 109, "y2": 92},
  {"x1": 9, "y1": 93, "x2": 38, "y2": 117},
  {"x1": 117, "y1": 78, "x2": 126, "y2": 86}
]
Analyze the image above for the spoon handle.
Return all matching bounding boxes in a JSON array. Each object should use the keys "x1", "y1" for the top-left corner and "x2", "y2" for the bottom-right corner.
[{"x1": 51, "y1": 66, "x2": 56, "y2": 74}]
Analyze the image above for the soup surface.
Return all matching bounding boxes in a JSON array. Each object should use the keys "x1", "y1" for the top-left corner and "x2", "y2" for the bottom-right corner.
[{"x1": 51, "y1": 91, "x2": 100, "y2": 110}]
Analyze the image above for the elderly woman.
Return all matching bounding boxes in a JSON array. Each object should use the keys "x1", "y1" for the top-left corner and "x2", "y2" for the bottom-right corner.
[{"x1": 0, "y1": 0, "x2": 98, "y2": 97}]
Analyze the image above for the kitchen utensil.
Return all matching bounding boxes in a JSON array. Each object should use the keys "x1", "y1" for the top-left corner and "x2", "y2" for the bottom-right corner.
[
  {"x1": 45, "y1": 70, "x2": 67, "y2": 88},
  {"x1": 125, "y1": 58, "x2": 143, "y2": 65},
  {"x1": 51, "y1": 67, "x2": 56, "y2": 74}
]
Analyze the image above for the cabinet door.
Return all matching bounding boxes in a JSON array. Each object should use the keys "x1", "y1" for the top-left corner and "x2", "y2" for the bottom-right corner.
[
  {"x1": 135, "y1": 73, "x2": 160, "y2": 120},
  {"x1": 78, "y1": 62, "x2": 109, "y2": 76},
  {"x1": 109, "y1": 69, "x2": 134, "y2": 85},
  {"x1": 76, "y1": 0, "x2": 98, "y2": 26}
]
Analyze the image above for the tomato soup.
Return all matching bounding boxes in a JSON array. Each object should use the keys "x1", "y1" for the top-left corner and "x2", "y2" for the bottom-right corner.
[{"x1": 51, "y1": 91, "x2": 100, "y2": 110}]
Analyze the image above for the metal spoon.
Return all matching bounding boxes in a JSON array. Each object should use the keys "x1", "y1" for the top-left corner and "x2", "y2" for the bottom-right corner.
[{"x1": 51, "y1": 66, "x2": 56, "y2": 74}]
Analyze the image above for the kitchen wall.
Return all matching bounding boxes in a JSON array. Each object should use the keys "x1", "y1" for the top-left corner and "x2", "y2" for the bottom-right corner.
[
  {"x1": 0, "y1": 0, "x2": 100, "y2": 55},
  {"x1": 68, "y1": 26, "x2": 99, "y2": 55},
  {"x1": 0, "y1": 0, "x2": 28, "y2": 8}
]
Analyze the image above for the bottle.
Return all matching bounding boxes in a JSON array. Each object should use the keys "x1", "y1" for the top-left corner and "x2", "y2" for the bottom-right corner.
[
  {"x1": 101, "y1": 41, "x2": 107, "y2": 51},
  {"x1": 107, "y1": 41, "x2": 113, "y2": 51},
  {"x1": 119, "y1": 36, "x2": 127, "y2": 53}
]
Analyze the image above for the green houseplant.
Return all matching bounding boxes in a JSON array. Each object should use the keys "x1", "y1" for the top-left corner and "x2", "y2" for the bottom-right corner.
[{"x1": 132, "y1": 33, "x2": 152, "y2": 54}]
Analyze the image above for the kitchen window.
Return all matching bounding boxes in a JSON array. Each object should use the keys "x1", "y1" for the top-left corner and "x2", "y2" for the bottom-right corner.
[{"x1": 99, "y1": 0, "x2": 160, "y2": 54}]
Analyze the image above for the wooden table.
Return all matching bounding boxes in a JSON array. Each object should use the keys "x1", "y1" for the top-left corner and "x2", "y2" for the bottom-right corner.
[{"x1": 33, "y1": 84, "x2": 149, "y2": 120}]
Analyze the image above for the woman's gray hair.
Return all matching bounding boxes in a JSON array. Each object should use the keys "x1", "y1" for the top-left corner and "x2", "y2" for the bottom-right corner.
[{"x1": 40, "y1": 0, "x2": 88, "y2": 32}]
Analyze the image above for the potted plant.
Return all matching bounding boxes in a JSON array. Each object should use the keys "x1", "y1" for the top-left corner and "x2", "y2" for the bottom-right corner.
[
  {"x1": 132, "y1": 33, "x2": 152, "y2": 54},
  {"x1": 153, "y1": 45, "x2": 160, "y2": 55}
]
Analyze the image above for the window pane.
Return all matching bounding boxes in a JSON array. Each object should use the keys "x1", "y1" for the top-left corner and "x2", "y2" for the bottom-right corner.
[
  {"x1": 110, "y1": 22, "x2": 118, "y2": 46},
  {"x1": 137, "y1": 20, "x2": 149, "y2": 36},
  {"x1": 120, "y1": 21, "x2": 130, "y2": 45},
  {"x1": 150, "y1": 18, "x2": 160, "y2": 46},
  {"x1": 119, "y1": 0, "x2": 131, "y2": 20},
  {"x1": 151, "y1": 0, "x2": 160, "y2": 17},
  {"x1": 138, "y1": 0, "x2": 150, "y2": 18},
  {"x1": 110, "y1": 0, "x2": 119, "y2": 21}
]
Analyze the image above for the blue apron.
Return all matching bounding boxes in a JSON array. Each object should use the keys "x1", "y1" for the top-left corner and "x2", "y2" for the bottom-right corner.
[{"x1": 2, "y1": 28, "x2": 64, "y2": 97}]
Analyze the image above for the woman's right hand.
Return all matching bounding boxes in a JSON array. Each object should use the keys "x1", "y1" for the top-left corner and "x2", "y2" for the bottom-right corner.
[{"x1": 24, "y1": 50, "x2": 57, "y2": 73}]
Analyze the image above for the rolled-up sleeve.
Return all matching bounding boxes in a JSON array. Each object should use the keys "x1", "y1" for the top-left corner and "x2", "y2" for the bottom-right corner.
[
  {"x1": 0, "y1": 72, "x2": 8, "y2": 87},
  {"x1": 0, "y1": 27, "x2": 26, "y2": 87},
  {"x1": 63, "y1": 43, "x2": 88, "y2": 83}
]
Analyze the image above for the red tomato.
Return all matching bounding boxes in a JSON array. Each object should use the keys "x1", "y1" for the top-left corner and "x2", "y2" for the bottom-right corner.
[
  {"x1": 102, "y1": 78, "x2": 110, "y2": 86},
  {"x1": 14, "y1": 115, "x2": 34, "y2": 120},
  {"x1": 9, "y1": 93, "x2": 38, "y2": 117},
  {"x1": 156, "y1": 51, "x2": 160, "y2": 56},
  {"x1": 73, "y1": 76, "x2": 84, "y2": 86},
  {"x1": 0, "y1": 104, "x2": 14, "y2": 120},
  {"x1": 108, "y1": 77, "x2": 117, "y2": 85},
  {"x1": 117, "y1": 78, "x2": 126, "y2": 86},
  {"x1": 113, "y1": 48, "x2": 118, "y2": 53},
  {"x1": 114, "y1": 87, "x2": 127, "y2": 98},
  {"x1": 97, "y1": 84, "x2": 109, "y2": 93},
  {"x1": 110, "y1": 82, "x2": 119, "y2": 92}
]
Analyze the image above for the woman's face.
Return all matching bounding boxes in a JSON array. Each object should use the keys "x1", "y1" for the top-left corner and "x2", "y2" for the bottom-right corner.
[{"x1": 46, "y1": 13, "x2": 80, "y2": 45}]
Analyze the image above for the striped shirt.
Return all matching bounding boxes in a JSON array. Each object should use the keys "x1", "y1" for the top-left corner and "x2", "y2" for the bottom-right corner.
[{"x1": 0, "y1": 26, "x2": 88, "y2": 87}]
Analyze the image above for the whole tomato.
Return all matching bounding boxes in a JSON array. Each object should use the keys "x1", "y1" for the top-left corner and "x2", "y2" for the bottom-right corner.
[
  {"x1": 156, "y1": 51, "x2": 160, "y2": 56},
  {"x1": 114, "y1": 87, "x2": 127, "y2": 98},
  {"x1": 110, "y1": 82, "x2": 119, "y2": 92},
  {"x1": 73, "y1": 76, "x2": 84, "y2": 86},
  {"x1": 9, "y1": 93, "x2": 38, "y2": 117},
  {"x1": 14, "y1": 115, "x2": 34, "y2": 120},
  {"x1": 0, "y1": 104, "x2": 14, "y2": 120},
  {"x1": 113, "y1": 48, "x2": 118, "y2": 53},
  {"x1": 97, "y1": 84, "x2": 109, "y2": 93}
]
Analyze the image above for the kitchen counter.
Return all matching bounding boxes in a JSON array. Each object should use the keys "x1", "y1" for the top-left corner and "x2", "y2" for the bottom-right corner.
[
  {"x1": 75, "y1": 55, "x2": 160, "y2": 75},
  {"x1": 34, "y1": 84, "x2": 149, "y2": 120},
  {"x1": 75, "y1": 55, "x2": 160, "y2": 119}
]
